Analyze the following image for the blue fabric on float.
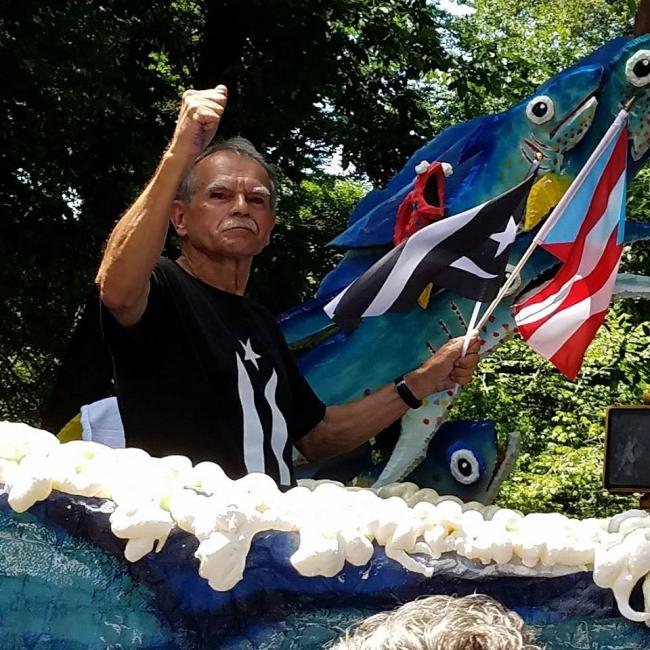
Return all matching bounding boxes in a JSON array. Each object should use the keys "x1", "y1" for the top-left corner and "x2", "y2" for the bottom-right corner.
[{"x1": 2, "y1": 491, "x2": 650, "y2": 649}]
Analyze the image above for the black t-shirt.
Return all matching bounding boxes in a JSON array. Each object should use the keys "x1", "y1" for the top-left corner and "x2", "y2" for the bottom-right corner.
[{"x1": 102, "y1": 257, "x2": 326, "y2": 486}]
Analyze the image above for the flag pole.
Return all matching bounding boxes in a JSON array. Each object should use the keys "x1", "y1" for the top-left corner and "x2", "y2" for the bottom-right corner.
[
  {"x1": 473, "y1": 105, "x2": 633, "y2": 334},
  {"x1": 452, "y1": 300, "x2": 482, "y2": 396},
  {"x1": 462, "y1": 301, "x2": 482, "y2": 355},
  {"x1": 452, "y1": 155, "x2": 539, "y2": 392}
]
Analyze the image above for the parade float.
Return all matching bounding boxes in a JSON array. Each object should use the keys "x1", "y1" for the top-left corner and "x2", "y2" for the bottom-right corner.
[
  {"x1": 4, "y1": 423, "x2": 650, "y2": 648},
  {"x1": 3, "y1": 9, "x2": 650, "y2": 650}
]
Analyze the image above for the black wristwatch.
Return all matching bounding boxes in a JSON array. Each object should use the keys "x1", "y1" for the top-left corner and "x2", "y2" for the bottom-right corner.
[{"x1": 393, "y1": 375, "x2": 423, "y2": 409}]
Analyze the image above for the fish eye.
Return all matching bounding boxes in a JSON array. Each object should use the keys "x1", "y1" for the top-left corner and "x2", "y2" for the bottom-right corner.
[
  {"x1": 448, "y1": 448, "x2": 482, "y2": 485},
  {"x1": 626, "y1": 50, "x2": 650, "y2": 87},
  {"x1": 526, "y1": 95, "x2": 555, "y2": 125}
]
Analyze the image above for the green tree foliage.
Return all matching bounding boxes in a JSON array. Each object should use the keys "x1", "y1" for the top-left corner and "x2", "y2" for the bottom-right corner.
[
  {"x1": 194, "y1": 0, "x2": 448, "y2": 184},
  {"x1": 0, "y1": 0, "x2": 444, "y2": 423},
  {"x1": 0, "y1": 1, "x2": 201, "y2": 421},
  {"x1": 454, "y1": 309, "x2": 650, "y2": 517},
  {"x1": 438, "y1": 0, "x2": 634, "y2": 120}
]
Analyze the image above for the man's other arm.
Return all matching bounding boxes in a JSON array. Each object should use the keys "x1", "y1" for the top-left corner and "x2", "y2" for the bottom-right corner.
[
  {"x1": 95, "y1": 87, "x2": 227, "y2": 327},
  {"x1": 297, "y1": 336, "x2": 481, "y2": 461}
]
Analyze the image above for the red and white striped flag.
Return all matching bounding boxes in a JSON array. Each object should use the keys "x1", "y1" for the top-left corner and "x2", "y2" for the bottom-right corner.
[{"x1": 514, "y1": 116, "x2": 628, "y2": 380}]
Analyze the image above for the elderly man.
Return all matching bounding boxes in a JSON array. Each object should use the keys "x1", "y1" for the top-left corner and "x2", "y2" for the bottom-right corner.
[{"x1": 96, "y1": 86, "x2": 480, "y2": 487}]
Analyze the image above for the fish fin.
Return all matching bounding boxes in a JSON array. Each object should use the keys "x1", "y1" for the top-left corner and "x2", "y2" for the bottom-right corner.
[
  {"x1": 613, "y1": 273, "x2": 650, "y2": 300},
  {"x1": 418, "y1": 283, "x2": 433, "y2": 310},
  {"x1": 484, "y1": 431, "x2": 521, "y2": 504},
  {"x1": 625, "y1": 221, "x2": 650, "y2": 244},
  {"x1": 317, "y1": 248, "x2": 388, "y2": 297},
  {"x1": 57, "y1": 413, "x2": 83, "y2": 442},
  {"x1": 344, "y1": 117, "x2": 488, "y2": 231},
  {"x1": 280, "y1": 293, "x2": 342, "y2": 350},
  {"x1": 523, "y1": 173, "x2": 573, "y2": 231}
]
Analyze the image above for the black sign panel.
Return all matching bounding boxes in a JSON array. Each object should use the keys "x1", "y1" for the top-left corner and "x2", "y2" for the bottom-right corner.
[{"x1": 604, "y1": 406, "x2": 650, "y2": 492}]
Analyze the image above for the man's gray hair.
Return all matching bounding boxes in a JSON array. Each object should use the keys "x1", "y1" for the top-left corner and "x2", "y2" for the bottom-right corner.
[
  {"x1": 328, "y1": 594, "x2": 542, "y2": 650},
  {"x1": 176, "y1": 136, "x2": 277, "y2": 209}
]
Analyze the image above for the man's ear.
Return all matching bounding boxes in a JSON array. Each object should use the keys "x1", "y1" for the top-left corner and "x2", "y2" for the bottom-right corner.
[
  {"x1": 264, "y1": 211, "x2": 277, "y2": 246},
  {"x1": 170, "y1": 200, "x2": 188, "y2": 236}
]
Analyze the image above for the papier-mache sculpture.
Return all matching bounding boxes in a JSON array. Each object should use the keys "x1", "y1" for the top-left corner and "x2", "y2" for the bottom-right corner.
[
  {"x1": 3, "y1": 422, "x2": 650, "y2": 648},
  {"x1": 280, "y1": 27, "x2": 650, "y2": 488}
]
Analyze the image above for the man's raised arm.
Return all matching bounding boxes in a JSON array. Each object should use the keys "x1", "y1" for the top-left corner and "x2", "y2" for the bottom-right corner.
[{"x1": 95, "y1": 86, "x2": 228, "y2": 327}]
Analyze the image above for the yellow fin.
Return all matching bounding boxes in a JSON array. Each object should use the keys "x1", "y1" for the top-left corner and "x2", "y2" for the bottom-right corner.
[
  {"x1": 57, "y1": 413, "x2": 83, "y2": 442},
  {"x1": 418, "y1": 283, "x2": 433, "y2": 309},
  {"x1": 523, "y1": 173, "x2": 572, "y2": 232}
]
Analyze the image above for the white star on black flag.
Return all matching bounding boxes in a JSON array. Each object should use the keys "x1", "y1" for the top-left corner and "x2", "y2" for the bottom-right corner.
[{"x1": 325, "y1": 166, "x2": 538, "y2": 333}]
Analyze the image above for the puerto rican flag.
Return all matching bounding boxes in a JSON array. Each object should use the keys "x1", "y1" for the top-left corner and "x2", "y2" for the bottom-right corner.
[{"x1": 514, "y1": 117, "x2": 628, "y2": 380}]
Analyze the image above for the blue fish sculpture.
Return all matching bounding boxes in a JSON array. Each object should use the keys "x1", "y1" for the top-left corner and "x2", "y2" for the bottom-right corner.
[
  {"x1": 295, "y1": 420, "x2": 520, "y2": 505},
  {"x1": 404, "y1": 420, "x2": 519, "y2": 503},
  {"x1": 568, "y1": 34, "x2": 650, "y2": 178},
  {"x1": 279, "y1": 32, "x2": 650, "y2": 488},
  {"x1": 317, "y1": 33, "x2": 650, "y2": 299},
  {"x1": 332, "y1": 65, "x2": 601, "y2": 247}
]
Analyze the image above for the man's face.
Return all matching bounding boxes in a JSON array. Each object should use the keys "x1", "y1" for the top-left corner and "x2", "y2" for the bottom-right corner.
[{"x1": 172, "y1": 151, "x2": 276, "y2": 259}]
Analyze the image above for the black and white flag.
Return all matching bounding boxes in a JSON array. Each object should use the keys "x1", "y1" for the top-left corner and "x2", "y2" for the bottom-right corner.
[{"x1": 324, "y1": 168, "x2": 538, "y2": 333}]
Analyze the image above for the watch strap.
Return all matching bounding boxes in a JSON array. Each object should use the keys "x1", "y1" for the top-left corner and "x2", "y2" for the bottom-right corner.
[{"x1": 394, "y1": 375, "x2": 423, "y2": 409}]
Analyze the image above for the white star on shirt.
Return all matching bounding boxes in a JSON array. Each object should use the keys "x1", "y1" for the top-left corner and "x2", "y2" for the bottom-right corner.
[
  {"x1": 490, "y1": 217, "x2": 518, "y2": 256},
  {"x1": 240, "y1": 338, "x2": 261, "y2": 370}
]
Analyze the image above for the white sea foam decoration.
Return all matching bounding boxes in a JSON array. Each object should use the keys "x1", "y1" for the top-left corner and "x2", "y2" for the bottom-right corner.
[{"x1": 2, "y1": 420, "x2": 650, "y2": 624}]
